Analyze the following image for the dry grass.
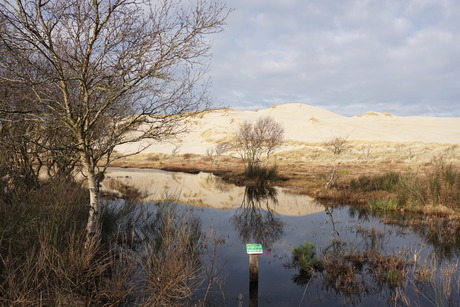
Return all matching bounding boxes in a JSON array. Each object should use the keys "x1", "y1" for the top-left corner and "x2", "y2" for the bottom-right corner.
[
  {"x1": 276, "y1": 141, "x2": 460, "y2": 165},
  {"x1": 0, "y1": 178, "x2": 222, "y2": 306},
  {"x1": 319, "y1": 245, "x2": 411, "y2": 304}
]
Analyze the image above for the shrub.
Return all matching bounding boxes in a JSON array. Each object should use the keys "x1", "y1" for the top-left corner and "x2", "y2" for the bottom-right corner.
[
  {"x1": 397, "y1": 164, "x2": 460, "y2": 209},
  {"x1": 351, "y1": 161, "x2": 460, "y2": 212},
  {"x1": 292, "y1": 242, "x2": 320, "y2": 272},
  {"x1": 246, "y1": 166, "x2": 279, "y2": 182},
  {"x1": 233, "y1": 116, "x2": 284, "y2": 174}
]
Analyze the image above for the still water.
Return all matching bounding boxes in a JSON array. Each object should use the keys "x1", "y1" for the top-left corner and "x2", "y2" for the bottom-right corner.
[{"x1": 104, "y1": 168, "x2": 460, "y2": 306}]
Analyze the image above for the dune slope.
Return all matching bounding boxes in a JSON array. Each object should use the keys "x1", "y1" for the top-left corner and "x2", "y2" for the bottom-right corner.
[{"x1": 115, "y1": 103, "x2": 460, "y2": 155}]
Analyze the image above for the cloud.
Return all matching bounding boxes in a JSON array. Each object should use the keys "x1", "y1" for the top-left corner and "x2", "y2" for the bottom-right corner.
[{"x1": 208, "y1": 0, "x2": 460, "y2": 116}]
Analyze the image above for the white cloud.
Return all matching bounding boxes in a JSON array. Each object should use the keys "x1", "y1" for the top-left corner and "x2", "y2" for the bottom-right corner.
[{"x1": 207, "y1": 0, "x2": 460, "y2": 116}]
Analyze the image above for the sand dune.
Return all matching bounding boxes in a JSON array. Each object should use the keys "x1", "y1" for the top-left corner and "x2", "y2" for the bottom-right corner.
[{"x1": 115, "y1": 103, "x2": 460, "y2": 156}]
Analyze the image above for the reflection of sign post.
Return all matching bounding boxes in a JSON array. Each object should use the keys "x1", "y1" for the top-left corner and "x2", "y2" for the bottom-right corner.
[
  {"x1": 246, "y1": 244, "x2": 262, "y2": 307},
  {"x1": 246, "y1": 244, "x2": 263, "y2": 254},
  {"x1": 246, "y1": 244, "x2": 263, "y2": 282}
]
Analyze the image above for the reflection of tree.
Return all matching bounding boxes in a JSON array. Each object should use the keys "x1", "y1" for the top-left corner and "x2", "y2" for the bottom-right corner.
[
  {"x1": 202, "y1": 174, "x2": 232, "y2": 192},
  {"x1": 325, "y1": 207, "x2": 339, "y2": 237},
  {"x1": 230, "y1": 185, "x2": 284, "y2": 250}
]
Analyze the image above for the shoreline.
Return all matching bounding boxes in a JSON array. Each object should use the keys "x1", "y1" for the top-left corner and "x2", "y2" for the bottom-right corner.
[{"x1": 109, "y1": 153, "x2": 460, "y2": 223}]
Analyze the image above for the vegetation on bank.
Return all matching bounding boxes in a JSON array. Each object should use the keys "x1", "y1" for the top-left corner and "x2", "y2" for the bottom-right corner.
[
  {"x1": 343, "y1": 158, "x2": 460, "y2": 215},
  {"x1": 0, "y1": 178, "x2": 221, "y2": 306}
]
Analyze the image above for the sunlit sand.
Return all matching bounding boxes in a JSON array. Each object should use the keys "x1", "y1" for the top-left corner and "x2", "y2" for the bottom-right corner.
[{"x1": 115, "y1": 103, "x2": 460, "y2": 156}]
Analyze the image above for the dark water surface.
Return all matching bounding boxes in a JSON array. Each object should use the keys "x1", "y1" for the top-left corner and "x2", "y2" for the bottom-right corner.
[
  {"x1": 192, "y1": 205, "x2": 435, "y2": 306},
  {"x1": 104, "y1": 168, "x2": 460, "y2": 306}
]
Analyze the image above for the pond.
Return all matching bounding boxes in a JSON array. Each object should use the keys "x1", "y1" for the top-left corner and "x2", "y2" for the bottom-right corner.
[{"x1": 103, "y1": 168, "x2": 460, "y2": 306}]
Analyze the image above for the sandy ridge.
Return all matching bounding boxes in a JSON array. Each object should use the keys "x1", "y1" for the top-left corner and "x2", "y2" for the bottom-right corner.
[{"x1": 116, "y1": 103, "x2": 460, "y2": 155}]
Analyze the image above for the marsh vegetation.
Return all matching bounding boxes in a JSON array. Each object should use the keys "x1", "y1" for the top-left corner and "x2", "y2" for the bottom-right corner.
[
  {"x1": 0, "y1": 177, "x2": 224, "y2": 306},
  {"x1": 1, "y1": 163, "x2": 460, "y2": 306}
]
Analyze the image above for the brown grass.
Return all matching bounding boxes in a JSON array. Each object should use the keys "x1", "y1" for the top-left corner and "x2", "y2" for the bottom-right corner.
[
  {"x1": 0, "y1": 178, "x2": 222, "y2": 306},
  {"x1": 112, "y1": 149, "x2": 458, "y2": 196},
  {"x1": 319, "y1": 246, "x2": 411, "y2": 304}
]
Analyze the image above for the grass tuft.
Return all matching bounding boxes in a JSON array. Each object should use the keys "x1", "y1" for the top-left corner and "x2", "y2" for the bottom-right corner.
[{"x1": 245, "y1": 166, "x2": 279, "y2": 182}]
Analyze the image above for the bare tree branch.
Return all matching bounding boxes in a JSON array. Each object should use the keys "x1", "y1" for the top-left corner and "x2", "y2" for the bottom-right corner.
[
  {"x1": 232, "y1": 116, "x2": 284, "y2": 175},
  {"x1": 0, "y1": 0, "x2": 229, "y2": 245}
]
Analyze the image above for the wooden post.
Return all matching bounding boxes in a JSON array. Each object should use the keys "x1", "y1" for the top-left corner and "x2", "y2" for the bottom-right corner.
[
  {"x1": 246, "y1": 244, "x2": 263, "y2": 307},
  {"x1": 249, "y1": 254, "x2": 259, "y2": 282}
]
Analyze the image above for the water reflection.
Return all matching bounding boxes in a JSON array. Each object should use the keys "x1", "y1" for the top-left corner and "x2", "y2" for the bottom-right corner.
[
  {"x1": 385, "y1": 215, "x2": 460, "y2": 261},
  {"x1": 231, "y1": 185, "x2": 284, "y2": 250},
  {"x1": 101, "y1": 168, "x2": 460, "y2": 306},
  {"x1": 348, "y1": 206, "x2": 460, "y2": 261},
  {"x1": 103, "y1": 168, "x2": 324, "y2": 216},
  {"x1": 414, "y1": 220, "x2": 460, "y2": 261}
]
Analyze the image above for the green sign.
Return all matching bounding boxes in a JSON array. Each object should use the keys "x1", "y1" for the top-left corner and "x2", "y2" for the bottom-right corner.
[{"x1": 246, "y1": 244, "x2": 263, "y2": 255}]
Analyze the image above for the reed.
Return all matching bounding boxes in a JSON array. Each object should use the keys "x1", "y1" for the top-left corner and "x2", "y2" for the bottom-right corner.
[{"x1": 0, "y1": 178, "x2": 221, "y2": 306}]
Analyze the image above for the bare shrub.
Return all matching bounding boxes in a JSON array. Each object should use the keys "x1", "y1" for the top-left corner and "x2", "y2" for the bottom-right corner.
[
  {"x1": 323, "y1": 136, "x2": 348, "y2": 189},
  {"x1": 232, "y1": 116, "x2": 284, "y2": 176},
  {"x1": 324, "y1": 136, "x2": 348, "y2": 157},
  {"x1": 206, "y1": 143, "x2": 229, "y2": 163}
]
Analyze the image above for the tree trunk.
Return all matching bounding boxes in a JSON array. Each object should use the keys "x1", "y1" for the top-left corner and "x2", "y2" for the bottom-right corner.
[
  {"x1": 325, "y1": 161, "x2": 341, "y2": 189},
  {"x1": 82, "y1": 159, "x2": 100, "y2": 249}
]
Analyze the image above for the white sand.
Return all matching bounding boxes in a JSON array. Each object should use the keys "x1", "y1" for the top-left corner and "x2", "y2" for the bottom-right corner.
[{"x1": 115, "y1": 103, "x2": 460, "y2": 156}]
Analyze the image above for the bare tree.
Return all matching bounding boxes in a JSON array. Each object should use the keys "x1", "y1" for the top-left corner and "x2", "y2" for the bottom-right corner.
[
  {"x1": 323, "y1": 136, "x2": 348, "y2": 189},
  {"x1": 233, "y1": 116, "x2": 284, "y2": 175},
  {"x1": 0, "y1": 63, "x2": 47, "y2": 190},
  {"x1": 206, "y1": 142, "x2": 230, "y2": 164},
  {"x1": 0, "y1": 0, "x2": 229, "y2": 246}
]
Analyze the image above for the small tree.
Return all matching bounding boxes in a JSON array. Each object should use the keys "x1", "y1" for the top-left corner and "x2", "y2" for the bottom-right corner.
[
  {"x1": 233, "y1": 116, "x2": 284, "y2": 176},
  {"x1": 323, "y1": 136, "x2": 348, "y2": 189}
]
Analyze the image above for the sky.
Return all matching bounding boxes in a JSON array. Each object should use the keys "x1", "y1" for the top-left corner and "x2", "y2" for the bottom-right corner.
[{"x1": 207, "y1": 0, "x2": 460, "y2": 117}]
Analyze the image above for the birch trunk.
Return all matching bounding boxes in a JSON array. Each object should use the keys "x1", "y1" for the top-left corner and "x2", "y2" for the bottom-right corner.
[{"x1": 82, "y1": 156, "x2": 100, "y2": 249}]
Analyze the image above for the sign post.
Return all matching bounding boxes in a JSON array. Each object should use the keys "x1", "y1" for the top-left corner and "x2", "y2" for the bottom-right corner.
[
  {"x1": 246, "y1": 244, "x2": 263, "y2": 307},
  {"x1": 246, "y1": 244, "x2": 263, "y2": 281}
]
